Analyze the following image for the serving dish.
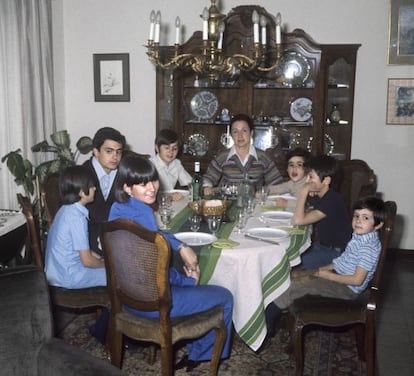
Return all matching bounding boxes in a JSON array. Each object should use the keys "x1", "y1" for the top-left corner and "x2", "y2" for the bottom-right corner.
[
  {"x1": 290, "y1": 97, "x2": 312, "y2": 121},
  {"x1": 190, "y1": 91, "x2": 219, "y2": 121},
  {"x1": 174, "y1": 232, "x2": 217, "y2": 246},
  {"x1": 164, "y1": 189, "x2": 190, "y2": 197},
  {"x1": 187, "y1": 133, "x2": 209, "y2": 157},
  {"x1": 245, "y1": 227, "x2": 289, "y2": 241},
  {"x1": 276, "y1": 51, "x2": 310, "y2": 87}
]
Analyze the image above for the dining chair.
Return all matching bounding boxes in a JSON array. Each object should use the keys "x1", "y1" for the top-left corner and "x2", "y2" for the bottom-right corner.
[
  {"x1": 287, "y1": 200, "x2": 397, "y2": 376},
  {"x1": 16, "y1": 194, "x2": 109, "y2": 314},
  {"x1": 336, "y1": 159, "x2": 378, "y2": 215},
  {"x1": 41, "y1": 172, "x2": 62, "y2": 226},
  {"x1": 100, "y1": 218, "x2": 227, "y2": 376}
]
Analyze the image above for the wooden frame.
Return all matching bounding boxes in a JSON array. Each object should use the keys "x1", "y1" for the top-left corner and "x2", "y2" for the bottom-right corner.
[
  {"x1": 386, "y1": 78, "x2": 414, "y2": 125},
  {"x1": 388, "y1": 0, "x2": 414, "y2": 65},
  {"x1": 93, "y1": 53, "x2": 130, "y2": 101}
]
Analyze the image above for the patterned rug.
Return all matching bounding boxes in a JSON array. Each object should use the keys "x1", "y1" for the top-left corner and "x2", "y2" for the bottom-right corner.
[{"x1": 59, "y1": 313, "x2": 366, "y2": 376}]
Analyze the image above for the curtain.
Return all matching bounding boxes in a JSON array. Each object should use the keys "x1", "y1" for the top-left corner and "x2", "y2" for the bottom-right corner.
[{"x1": 0, "y1": 0, "x2": 55, "y2": 209}]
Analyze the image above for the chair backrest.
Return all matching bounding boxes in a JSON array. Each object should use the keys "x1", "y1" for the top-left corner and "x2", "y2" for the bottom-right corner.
[
  {"x1": 101, "y1": 219, "x2": 172, "y2": 320},
  {"x1": 17, "y1": 194, "x2": 44, "y2": 268},
  {"x1": 369, "y1": 201, "x2": 397, "y2": 292},
  {"x1": 335, "y1": 159, "x2": 377, "y2": 215},
  {"x1": 41, "y1": 173, "x2": 61, "y2": 226}
]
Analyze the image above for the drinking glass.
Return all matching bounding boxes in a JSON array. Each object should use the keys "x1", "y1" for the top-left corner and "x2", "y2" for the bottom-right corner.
[
  {"x1": 258, "y1": 185, "x2": 268, "y2": 205},
  {"x1": 234, "y1": 210, "x2": 246, "y2": 234},
  {"x1": 189, "y1": 215, "x2": 201, "y2": 232},
  {"x1": 159, "y1": 207, "x2": 172, "y2": 230},
  {"x1": 207, "y1": 215, "x2": 221, "y2": 237},
  {"x1": 159, "y1": 193, "x2": 172, "y2": 210}
]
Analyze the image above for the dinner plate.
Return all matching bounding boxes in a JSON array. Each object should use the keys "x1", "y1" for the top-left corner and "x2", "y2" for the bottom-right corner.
[
  {"x1": 290, "y1": 97, "x2": 312, "y2": 122},
  {"x1": 187, "y1": 133, "x2": 209, "y2": 157},
  {"x1": 164, "y1": 189, "x2": 190, "y2": 197},
  {"x1": 259, "y1": 211, "x2": 293, "y2": 224},
  {"x1": 190, "y1": 91, "x2": 219, "y2": 121},
  {"x1": 245, "y1": 227, "x2": 289, "y2": 241},
  {"x1": 267, "y1": 194, "x2": 297, "y2": 201},
  {"x1": 174, "y1": 232, "x2": 217, "y2": 246}
]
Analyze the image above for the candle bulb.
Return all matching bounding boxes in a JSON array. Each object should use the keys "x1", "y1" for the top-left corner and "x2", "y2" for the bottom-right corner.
[
  {"x1": 275, "y1": 12, "x2": 282, "y2": 45},
  {"x1": 154, "y1": 11, "x2": 161, "y2": 43},
  {"x1": 217, "y1": 22, "x2": 225, "y2": 50},
  {"x1": 175, "y1": 16, "x2": 181, "y2": 45},
  {"x1": 202, "y1": 7, "x2": 209, "y2": 41},
  {"x1": 260, "y1": 15, "x2": 267, "y2": 46},
  {"x1": 252, "y1": 10, "x2": 259, "y2": 44},
  {"x1": 149, "y1": 10, "x2": 155, "y2": 41}
]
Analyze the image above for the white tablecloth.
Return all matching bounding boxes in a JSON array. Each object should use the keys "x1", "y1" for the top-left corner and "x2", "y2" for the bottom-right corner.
[{"x1": 0, "y1": 210, "x2": 26, "y2": 237}]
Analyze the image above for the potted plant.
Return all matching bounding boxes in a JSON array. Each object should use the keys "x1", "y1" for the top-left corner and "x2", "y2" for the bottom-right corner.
[{"x1": 2, "y1": 130, "x2": 93, "y2": 198}]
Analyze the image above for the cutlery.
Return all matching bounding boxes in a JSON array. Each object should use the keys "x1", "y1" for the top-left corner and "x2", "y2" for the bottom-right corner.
[{"x1": 244, "y1": 234, "x2": 279, "y2": 245}]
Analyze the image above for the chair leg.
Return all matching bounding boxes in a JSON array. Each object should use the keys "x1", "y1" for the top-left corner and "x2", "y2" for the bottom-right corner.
[
  {"x1": 106, "y1": 316, "x2": 123, "y2": 368},
  {"x1": 287, "y1": 313, "x2": 305, "y2": 376},
  {"x1": 354, "y1": 325, "x2": 366, "y2": 361},
  {"x1": 365, "y1": 320, "x2": 376, "y2": 376},
  {"x1": 160, "y1": 344, "x2": 173, "y2": 376},
  {"x1": 209, "y1": 323, "x2": 227, "y2": 376},
  {"x1": 147, "y1": 345, "x2": 157, "y2": 365}
]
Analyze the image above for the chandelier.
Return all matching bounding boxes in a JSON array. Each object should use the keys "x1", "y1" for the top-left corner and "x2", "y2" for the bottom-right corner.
[{"x1": 146, "y1": 0, "x2": 283, "y2": 78}]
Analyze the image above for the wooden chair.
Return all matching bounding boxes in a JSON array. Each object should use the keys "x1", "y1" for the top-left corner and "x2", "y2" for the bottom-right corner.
[
  {"x1": 336, "y1": 159, "x2": 378, "y2": 215},
  {"x1": 16, "y1": 194, "x2": 109, "y2": 311},
  {"x1": 41, "y1": 172, "x2": 62, "y2": 226},
  {"x1": 287, "y1": 200, "x2": 397, "y2": 376},
  {"x1": 101, "y1": 219, "x2": 227, "y2": 376}
]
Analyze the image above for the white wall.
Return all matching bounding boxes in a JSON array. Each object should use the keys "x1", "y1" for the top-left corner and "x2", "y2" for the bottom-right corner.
[{"x1": 52, "y1": 0, "x2": 414, "y2": 249}]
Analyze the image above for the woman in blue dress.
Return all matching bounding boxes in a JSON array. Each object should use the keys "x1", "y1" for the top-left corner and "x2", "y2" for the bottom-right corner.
[{"x1": 109, "y1": 154, "x2": 233, "y2": 371}]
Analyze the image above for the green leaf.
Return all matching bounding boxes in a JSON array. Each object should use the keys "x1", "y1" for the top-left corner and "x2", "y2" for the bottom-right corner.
[
  {"x1": 76, "y1": 136, "x2": 93, "y2": 154},
  {"x1": 50, "y1": 130, "x2": 70, "y2": 147}
]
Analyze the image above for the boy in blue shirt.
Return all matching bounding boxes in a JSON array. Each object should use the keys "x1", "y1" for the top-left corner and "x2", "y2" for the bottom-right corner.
[{"x1": 45, "y1": 166, "x2": 106, "y2": 288}]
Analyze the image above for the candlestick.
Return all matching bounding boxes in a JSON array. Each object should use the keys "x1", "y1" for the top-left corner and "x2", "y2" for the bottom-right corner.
[
  {"x1": 252, "y1": 10, "x2": 259, "y2": 44},
  {"x1": 154, "y1": 11, "x2": 161, "y2": 43},
  {"x1": 175, "y1": 16, "x2": 181, "y2": 45},
  {"x1": 275, "y1": 12, "x2": 282, "y2": 45},
  {"x1": 149, "y1": 10, "x2": 155, "y2": 41},
  {"x1": 202, "y1": 7, "x2": 209, "y2": 41},
  {"x1": 260, "y1": 15, "x2": 267, "y2": 46},
  {"x1": 217, "y1": 22, "x2": 225, "y2": 50}
]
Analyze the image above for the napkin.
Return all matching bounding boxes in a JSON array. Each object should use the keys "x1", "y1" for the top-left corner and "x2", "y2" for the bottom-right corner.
[
  {"x1": 278, "y1": 226, "x2": 306, "y2": 235},
  {"x1": 212, "y1": 239, "x2": 240, "y2": 249}
]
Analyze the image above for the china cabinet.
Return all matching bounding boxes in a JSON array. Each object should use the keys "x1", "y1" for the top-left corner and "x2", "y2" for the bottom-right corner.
[{"x1": 155, "y1": 5, "x2": 360, "y2": 173}]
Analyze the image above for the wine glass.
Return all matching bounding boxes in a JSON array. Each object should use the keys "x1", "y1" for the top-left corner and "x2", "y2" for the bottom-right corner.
[
  {"x1": 207, "y1": 215, "x2": 221, "y2": 237},
  {"x1": 159, "y1": 207, "x2": 172, "y2": 230},
  {"x1": 234, "y1": 210, "x2": 246, "y2": 234},
  {"x1": 189, "y1": 215, "x2": 201, "y2": 232}
]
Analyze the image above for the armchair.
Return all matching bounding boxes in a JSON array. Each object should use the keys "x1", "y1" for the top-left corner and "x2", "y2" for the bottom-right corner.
[{"x1": 0, "y1": 265, "x2": 123, "y2": 376}]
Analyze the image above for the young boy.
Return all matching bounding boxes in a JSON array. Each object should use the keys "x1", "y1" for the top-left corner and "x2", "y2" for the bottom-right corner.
[
  {"x1": 44, "y1": 166, "x2": 106, "y2": 288},
  {"x1": 150, "y1": 129, "x2": 192, "y2": 200},
  {"x1": 267, "y1": 147, "x2": 310, "y2": 209},
  {"x1": 273, "y1": 197, "x2": 386, "y2": 310},
  {"x1": 293, "y1": 155, "x2": 352, "y2": 269}
]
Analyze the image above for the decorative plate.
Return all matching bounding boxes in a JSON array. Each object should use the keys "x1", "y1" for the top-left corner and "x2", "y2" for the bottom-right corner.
[
  {"x1": 290, "y1": 97, "x2": 312, "y2": 122},
  {"x1": 174, "y1": 232, "x2": 217, "y2": 246},
  {"x1": 187, "y1": 133, "x2": 209, "y2": 157},
  {"x1": 245, "y1": 227, "x2": 289, "y2": 241},
  {"x1": 307, "y1": 134, "x2": 334, "y2": 155},
  {"x1": 276, "y1": 51, "x2": 310, "y2": 87},
  {"x1": 190, "y1": 91, "x2": 219, "y2": 121}
]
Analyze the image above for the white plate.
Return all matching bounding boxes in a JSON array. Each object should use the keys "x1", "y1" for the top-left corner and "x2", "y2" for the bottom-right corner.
[
  {"x1": 290, "y1": 97, "x2": 312, "y2": 122},
  {"x1": 259, "y1": 211, "x2": 293, "y2": 224},
  {"x1": 267, "y1": 194, "x2": 297, "y2": 201},
  {"x1": 174, "y1": 232, "x2": 217, "y2": 246},
  {"x1": 245, "y1": 227, "x2": 289, "y2": 241},
  {"x1": 164, "y1": 189, "x2": 190, "y2": 197}
]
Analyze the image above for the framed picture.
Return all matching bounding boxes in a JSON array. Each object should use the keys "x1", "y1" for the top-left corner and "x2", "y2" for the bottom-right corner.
[
  {"x1": 93, "y1": 53, "x2": 130, "y2": 101},
  {"x1": 388, "y1": 0, "x2": 414, "y2": 64},
  {"x1": 386, "y1": 78, "x2": 414, "y2": 125}
]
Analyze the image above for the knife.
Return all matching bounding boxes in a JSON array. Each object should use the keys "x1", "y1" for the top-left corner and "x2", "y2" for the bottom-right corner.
[{"x1": 244, "y1": 233, "x2": 279, "y2": 245}]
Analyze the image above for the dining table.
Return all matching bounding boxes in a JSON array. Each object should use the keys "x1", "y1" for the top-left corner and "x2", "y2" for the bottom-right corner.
[
  {"x1": 163, "y1": 194, "x2": 311, "y2": 352},
  {"x1": 0, "y1": 209, "x2": 27, "y2": 266}
]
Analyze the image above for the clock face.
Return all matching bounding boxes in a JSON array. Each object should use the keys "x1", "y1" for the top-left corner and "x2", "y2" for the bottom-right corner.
[{"x1": 190, "y1": 91, "x2": 218, "y2": 121}]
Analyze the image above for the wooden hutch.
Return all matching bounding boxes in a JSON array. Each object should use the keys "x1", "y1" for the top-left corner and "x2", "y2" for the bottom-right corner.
[{"x1": 154, "y1": 5, "x2": 360, "y2": 173}]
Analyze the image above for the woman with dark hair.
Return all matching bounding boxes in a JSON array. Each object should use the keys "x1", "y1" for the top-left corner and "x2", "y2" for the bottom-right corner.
[
  {"x1": 203, "y1": 113, "x2": 283, "y2": 196},
  {"x1": 45, "y1": 165, "x2": 106, "y2": 288},
  {"x1": 108, "y1": 154, "x2": 233, "y2": 371}
]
